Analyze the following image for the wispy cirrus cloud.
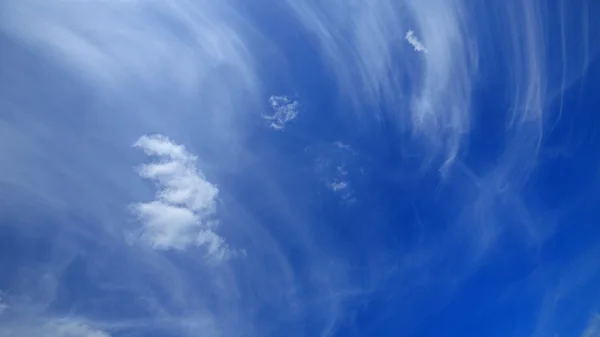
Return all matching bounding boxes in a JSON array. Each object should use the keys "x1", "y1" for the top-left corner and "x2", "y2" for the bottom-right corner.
[
  {"x1": 1, "y1": 1, "x2": 599, "y2": 337},
  {"x1": 283, "y1": 0, "x2": 476, "y2": 167},
  {"x1": 280, "y1": 2, "x2": 600, "y2": 333},
  {"x1": 0, "y1": 0, "x2": 258, "y2": 94}
]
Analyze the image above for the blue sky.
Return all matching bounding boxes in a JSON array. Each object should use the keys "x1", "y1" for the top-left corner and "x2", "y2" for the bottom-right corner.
[{"x1": 1, "y1": 0, "x2": 600, "y2": 336}]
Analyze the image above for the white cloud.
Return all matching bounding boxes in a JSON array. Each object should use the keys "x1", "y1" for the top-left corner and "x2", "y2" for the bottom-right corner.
[
  {"x1": 405, "y1": 30, "x2": 428, "y2": 54},
  {"x1": 263, "y1": 96, "x2": 299, "y2": 130},
  {"x1": 132, "y1": 134, "x2": 230, "y2": 259}
]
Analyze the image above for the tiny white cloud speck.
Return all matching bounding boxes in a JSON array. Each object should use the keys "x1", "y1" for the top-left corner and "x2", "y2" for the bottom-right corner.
[
  {"x1": 405, "y1": 30, "x2": 428, "y2": 54},
  {"x1": 264, "y1": 96, "x2": 299, "y2": 130},
  {"x1": 132, "y1": 134, "x2": 230, "y2": 260}
]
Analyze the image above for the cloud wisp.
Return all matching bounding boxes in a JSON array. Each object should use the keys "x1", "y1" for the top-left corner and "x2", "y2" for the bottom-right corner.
[
  {"x1": 264, "y1": 96, "x2": 299, "y2": 130},
  {"x1": 405, "y1": 30, "x2": 428, "y2": 54},
  {"x1": 311, "y1": 142, "x2": 358, "y2": 204}
]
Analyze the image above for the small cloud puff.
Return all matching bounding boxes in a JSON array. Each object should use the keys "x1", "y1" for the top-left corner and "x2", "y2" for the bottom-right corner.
[
  {"x1": 264, "y1": 96, "x2": 299, "y2": 130},
  {"x1": 132, "y1": 134, "x2": 231, "y2": 260},
  {"x1": 328, "y1": 176, "x2": 355, "y2": 204},
  {"x1": 405, "y1": 30, "x2": 428, "y2": 54},
  {"x1": 330, "y1": 181, "x2": 348, "y2": 192}
]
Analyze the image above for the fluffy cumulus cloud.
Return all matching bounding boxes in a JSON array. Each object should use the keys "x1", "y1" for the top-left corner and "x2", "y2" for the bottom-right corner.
[{"x1": 132, "y1": 134, "x2": 230, "y2": 259}]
